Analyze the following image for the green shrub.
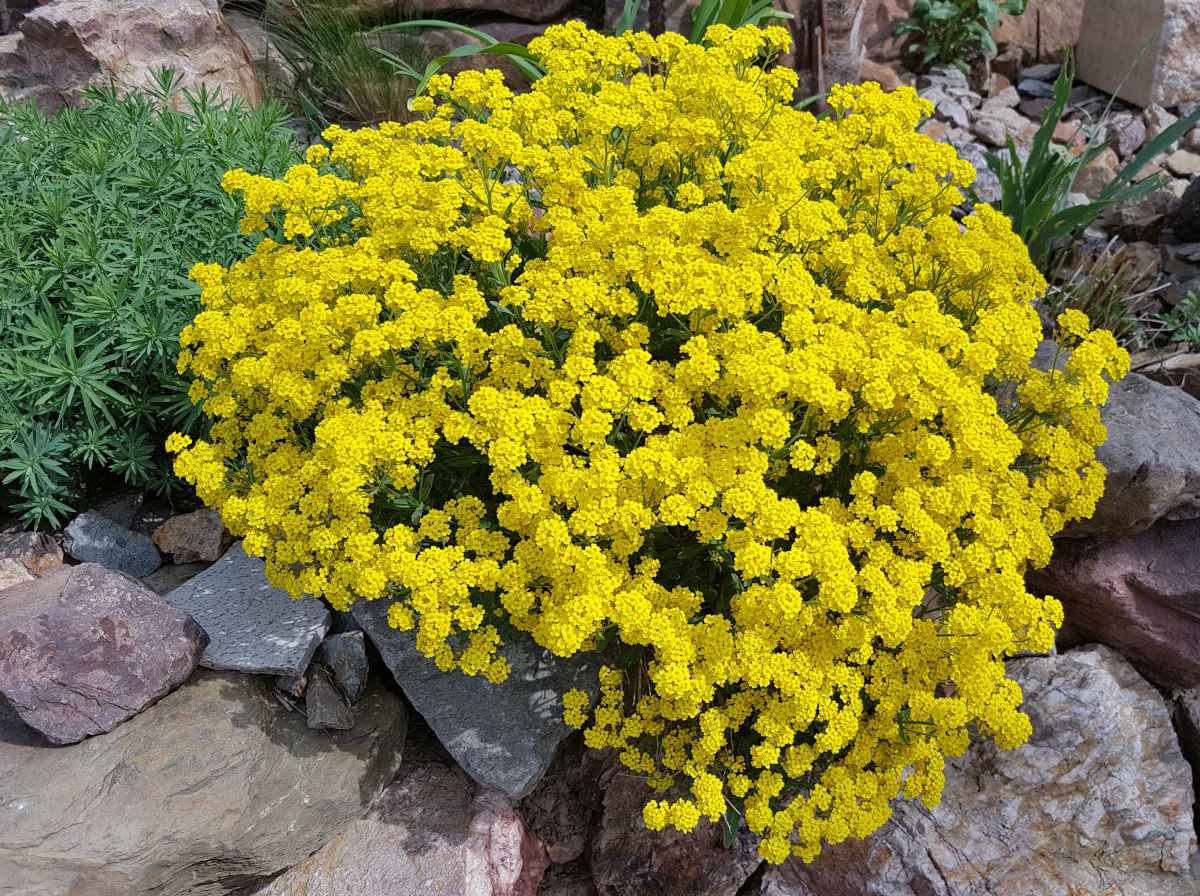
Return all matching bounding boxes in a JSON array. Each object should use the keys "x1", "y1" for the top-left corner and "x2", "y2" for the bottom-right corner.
[
  {"x1": 264, "y1": 0, "x2": 426, "y2": 131},
  {"x1": 893, "y1": 0, "x2": 1026, "y2": 72},
  {"x1": 985, "y1": 57, "x2": 1200, "y2": 273},
  {"x1": 0, "y1": 71, "x2": 300, "y2": 528}
]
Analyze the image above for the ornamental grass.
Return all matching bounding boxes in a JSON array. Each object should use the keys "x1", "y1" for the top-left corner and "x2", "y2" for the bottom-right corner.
[{"x1": 170, "y1": 23, "x2": 1128, "y2": 863}]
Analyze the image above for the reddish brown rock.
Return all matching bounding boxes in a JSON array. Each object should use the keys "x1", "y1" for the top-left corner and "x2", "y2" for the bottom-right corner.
[
  {"x1": 590, "y1": 773, "x2": 762, "y2": 896},
  {"x1": 258, "y1": 747, "x2": 549, "y2": 896},
  {"x1": 1028, "y1": 519, "x2": 1200, "y2": 689},
  {"x1": 0, "y1": 530, "x2": 63, "y2": 575},
  {"x1": 0, "y1": 564, "x2": 207, "y2": 744},
  {"x1": 152, "y1": 509, "x2": 226, "y2": 564}
]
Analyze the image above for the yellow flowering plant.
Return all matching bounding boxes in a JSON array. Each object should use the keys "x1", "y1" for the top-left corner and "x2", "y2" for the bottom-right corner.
[{"x1": 170, "y1": 22, "x2": 1128, "y2": 864}]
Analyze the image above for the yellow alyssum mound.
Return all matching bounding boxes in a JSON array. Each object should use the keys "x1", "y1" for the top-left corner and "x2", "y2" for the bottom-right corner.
[{"x1": 170, "y1": 22, "x2": 1128, "y2": 864}]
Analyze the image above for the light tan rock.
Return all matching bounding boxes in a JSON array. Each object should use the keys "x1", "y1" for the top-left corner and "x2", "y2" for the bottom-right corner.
[
  {"x1": 0, "y1": 530, "x2": 62, "y2": 575},
  {"x1": 1168, "y1": 149, "x2": 1200, "y2": 177},
  {"x1": 0, "y1": 670, "x2": 407, "y2": 896},
  {"x1": 1078, "y1": 0, "x2": 1200, "y2": 108},
  {"x1": 995, "y1": 0, "x2": 1084, "y2": 63},
  {"x1": 0, "y1": 0, "x2": 261, "y2": 112},
  {"x1": 0, "y1": 558, "x2": 34, "y2": 592},
  {"x1": 759, "y1": 646, "x2": 1199, "y2": 896},
  {"x1": 971, "y1": 105, "x2": 1036, "y2": 149},
  {"x1": 258, "y1": 749, "x2": 548, "y2": 896}
]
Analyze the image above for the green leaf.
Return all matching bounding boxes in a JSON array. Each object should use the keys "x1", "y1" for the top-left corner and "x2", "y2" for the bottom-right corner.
[{"x1": 614, "y1": 0, "x2": 643, "y2": 35}]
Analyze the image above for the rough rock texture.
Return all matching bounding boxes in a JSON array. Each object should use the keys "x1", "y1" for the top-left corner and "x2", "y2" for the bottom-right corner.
[
  {"x1": 0, "y1": 0, "x2": 262, "y2": 111},
  {"x1": 758, "y1": 646, "x2": 1198, "y2": 896},
  {"x1": 1177, "y1": 686, "x2": 1200, "y2": 775},
  {"x1": 317, "y1": 631, "x2": 369, "y2": 704},
  {"x1": 355, "y1": 0, "x2": 575, "y2": 22},
  {"x1": 151, "y1": 509, "x2": 226, "y2": 563},
  {"x1": 519, "y1": 735, "x2": 605, "y2": 865},
  {"x1": 64, "y1": 510, "x2": 161, "y2": 577},
  {"x1": 164, "y1": 542, "x2": 330, "y2": 677},
  {"x1": 0, "y1": 559, "x2": 33, "y2": 592},
  {"x1": 1175, "y1": 176, "x2": 1200, "y2": 243},
  {"x1": 256, "y1": 735, "x2": 548, "y2": 896},
  {"x1": 139, "y1": 561, "x2": 208, "y2": 596},
  {"x1": 1078, "y1": 0, "x2": 1200, "y2": 108},
  {"x1": 995, "y1": 0, "x2": 1083, "y2": 62},
  {"x1": 0, "y1": 564, "x2": 206, "y2": 744},
  {"x1": 0, "y1": 670, "x2": 407, "y2": 896},
  {"x1": 591, "y1": 771, "x2": 762, "y2": 896},
  {"x1": 1028, "y1": 519, "x2": 1200, "y2": 689},
  {"x1": 1064, "y1": 373, "x2": 1200, "y2": 538},
  {"x1": 0, "y1": 530, "x2": 63, "y2": 575},
  {"x1": 354, "y1": 598, "x2": 596, "y2": 800},
  {"x1": 305, "y1": 667, "x2": 355, "y2": 731}
]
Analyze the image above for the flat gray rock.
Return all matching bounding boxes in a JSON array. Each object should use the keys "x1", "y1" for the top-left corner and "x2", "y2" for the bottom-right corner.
[
  {"x1": 305, "y1": 668, "x2": 354, "y2": 731},
  {"x1": 0, "y1": 670, "x2": 407, "y2": 896},
  {"x1": 318, "y1": 631, "x2": 369, "y2": 703},
  {"x1": 0, "y1": 564, "x2": 206, "y2": 744},
  {"x1": 353, "y1": 599, "x2": 597, "y2": 800},
  {"x1": 63, "y1": 511, "x2": 161, "y2": 577},
  {"x1": 163, "y1": 542, "x2": 330, "y2": 677},
  {"x1": 1065, "y1": 373, "x2": 1200, "y2": 537}
]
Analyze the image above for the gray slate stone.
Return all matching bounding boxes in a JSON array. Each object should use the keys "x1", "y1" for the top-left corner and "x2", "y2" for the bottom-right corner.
[
  {"x1": 318, "y1": 631, "x2": 369, "y2": 703},
  {"x1": 63, "y1": 510, "x2": 161, "y2": 577},
  {"x1": 163, "y1": 542, "x2": 330, "y2": 677},
  {"x1": 305, "y1": 668, "x2": 354, "y2": 730},
  {"x1": 1064, "y1": 373, "x2": 1200, "y2": 537},
  {"x1": 353, "y1": 598, "x2": 597, "y2": 800},
  {"x1": 0, "y1": 564, "x2": 206, "y2": 744},
  {"x1": 1020, "y1": 62, "x2": 1061, "y2": 81},
  {"x1": 0, "y1": 670, "x2": 407, "y2": 896},
  {"x1": 1017, "y1": 78, "x2": 1056, "y2": 98}
]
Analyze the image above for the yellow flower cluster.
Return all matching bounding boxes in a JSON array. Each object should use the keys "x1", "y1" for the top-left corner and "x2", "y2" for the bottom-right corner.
[{"x1": 172, "y1": 22, "x2": 1128, "y2": 863}]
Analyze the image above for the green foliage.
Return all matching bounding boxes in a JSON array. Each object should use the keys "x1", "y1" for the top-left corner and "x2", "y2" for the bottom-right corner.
[
  {"x1": 371, "y1": 19, "x2": 546, "y2": 98},
  {"x1": 372, "y1": 0, "x2": 793, "y2": 98},
  {"x1": 264, "y1": 0, "x2": 425, "y2": 130},
  {"x1": 686, "y1": 0, "x2": 793, "y2": 42},
  {"x1": 985, "y1": 56, "x2": 1200, "y2": 272},
  {"x1": 1157, "y1": 291, "x2": 1200, "y2": 346},
  {"x1": 893, "y1": 0, "x2": 1026, "y2": 72},
  {"x1": 0, "y1": 71, "x2": 299, "y2": 528}
]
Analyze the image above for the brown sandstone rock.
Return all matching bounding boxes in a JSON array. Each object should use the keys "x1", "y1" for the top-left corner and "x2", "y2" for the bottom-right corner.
[
  {"x1": 152, "y1": 509, "x2": 226, "y2": 563},
  {"x1": 995, "y1": 0, "x2": 1084, "y2": 63}
]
